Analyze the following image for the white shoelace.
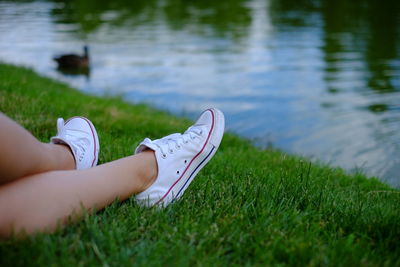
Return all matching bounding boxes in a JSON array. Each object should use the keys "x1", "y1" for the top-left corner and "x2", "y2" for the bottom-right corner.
[
  {"x1": 154, "y1": 125, "x2": 206, "y2": 158},
  {"x1": 65, "y1": 132, "x2": 88, "y2": 160},
  {"x1": 57, "y1": 120, "x2": 89, "y2": 160}
]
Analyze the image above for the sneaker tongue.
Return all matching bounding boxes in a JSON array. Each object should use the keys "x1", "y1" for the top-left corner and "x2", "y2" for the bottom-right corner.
[
  {"x1": 57, "y1": 118, "x2": 65, "y2": 135},
  {"x1": 185, "y1": 124, "x2": 206, "y2": 135}
]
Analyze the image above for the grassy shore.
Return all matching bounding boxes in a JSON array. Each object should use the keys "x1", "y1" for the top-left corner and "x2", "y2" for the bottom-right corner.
[{"x1": 0, "y1": 63, "x2": 399, "y2": 266}]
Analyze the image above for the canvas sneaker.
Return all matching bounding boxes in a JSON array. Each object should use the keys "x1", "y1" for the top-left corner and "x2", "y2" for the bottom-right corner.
[
  {"x1": 50, "y1": 116, "x2": 100, "y2": 170},
  {"x1": 135, "y1": 108, "x2": 225, "y2": 207}
]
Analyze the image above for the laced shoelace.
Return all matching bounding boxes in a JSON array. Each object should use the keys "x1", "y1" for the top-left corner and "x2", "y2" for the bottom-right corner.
[
  {"x1": 67, "y1": 133, "x2": 88, "y2": 160},
  {"x1": 154, "y1": 125, "x2": 206, "y2": 158},
  {"x1": 60, "y1": 126, "x2": 89, "y2": 160}
]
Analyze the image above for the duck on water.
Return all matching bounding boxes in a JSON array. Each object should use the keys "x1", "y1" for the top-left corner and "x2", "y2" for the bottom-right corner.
[{"x1": 53, "y1": 46, "x2": 89, "y2": 70}]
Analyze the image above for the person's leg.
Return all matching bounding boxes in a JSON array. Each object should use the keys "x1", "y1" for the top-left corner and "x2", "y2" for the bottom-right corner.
[
  {"x1": 0, "y1": 151, "x2": 157, "y2": 238},
  {"x1": 0, "y1": 108, "x2": 224, "y2": 238},
  {"x1": 0, "y1": 113, "x2": 75, "y2": 184}
]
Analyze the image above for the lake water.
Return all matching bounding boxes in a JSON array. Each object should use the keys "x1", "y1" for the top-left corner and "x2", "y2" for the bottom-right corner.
[{"x1": 0, "y1": 0, "x2": 399, "y2": 187}]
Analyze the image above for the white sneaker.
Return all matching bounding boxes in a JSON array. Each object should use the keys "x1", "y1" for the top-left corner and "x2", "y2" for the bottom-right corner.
[
  {"x1": 135, "y1": 108, "x2": 225, "y2": 207},
  {"x1": 50, "y1": 116, "x2": 100, "y2": 170}
]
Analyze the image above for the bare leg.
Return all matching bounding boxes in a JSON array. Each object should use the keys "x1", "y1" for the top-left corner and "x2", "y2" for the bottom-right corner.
[
  {"x1": 0, "y1": 113, "x2": 75, "y2": 184},
  {"x1": 0, "y1": 151, "x2": 157, "y2": 238}
]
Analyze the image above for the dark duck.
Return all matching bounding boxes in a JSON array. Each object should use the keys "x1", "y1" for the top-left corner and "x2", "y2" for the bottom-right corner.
[{"x1": 53, "y1": 46, "x2": 89, "y2": 69}]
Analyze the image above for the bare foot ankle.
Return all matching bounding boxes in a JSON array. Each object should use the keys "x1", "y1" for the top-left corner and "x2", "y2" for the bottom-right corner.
[
  {"x1": 138, "y1": 150, "x2": 158, "y2": 192},
  {"x1": 46, "y1": 143, "x2": 75, "y2": 170}
]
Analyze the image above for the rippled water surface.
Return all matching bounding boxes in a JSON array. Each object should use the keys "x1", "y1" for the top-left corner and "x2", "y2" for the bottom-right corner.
[{"x1": 0, "y1": 0, "x2": 399, "y2": 186}]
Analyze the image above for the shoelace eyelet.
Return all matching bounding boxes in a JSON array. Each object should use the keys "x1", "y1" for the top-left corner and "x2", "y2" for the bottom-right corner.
[
  {"x1": 176, "y1": 144, "x2": 181, "y2": 149},
  {"x1": 176, "y1": 170, "x2": 180, "y2": 175},
  {"x1": 184, "y1": 160, "x2": 187, "y2": 164},
  {"x1": 168, "y1": 149, "x2": 174, "y2": 154},
  {"x1": 162, "y1": 153, "x2": 167, "y2": 159}
]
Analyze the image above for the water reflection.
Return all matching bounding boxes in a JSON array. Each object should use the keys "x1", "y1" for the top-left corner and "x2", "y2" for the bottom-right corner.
[
  {"x1": 50, "y1": 0, "x2": 159, "y2": 35},
  {"x1": 319, "y1": 0, "x2": 400, "y2": 186},
  {"x1": 55, "y1": 66, "x2": 90, "y2": 78},
  {"x1": 0, "y1": 0, "x2": 399, "y2": 187},
  {"x1": 50, "y1": 0, "x2": 252, "y2": 40},
  {"x1": 321, "y1": 0, "x2": 400, "y2": 94}
]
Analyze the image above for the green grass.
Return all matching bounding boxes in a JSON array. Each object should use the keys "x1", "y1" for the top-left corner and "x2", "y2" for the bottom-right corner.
[{"x1": 0, "y1": 62, "x2": 399, "y2": 266}]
